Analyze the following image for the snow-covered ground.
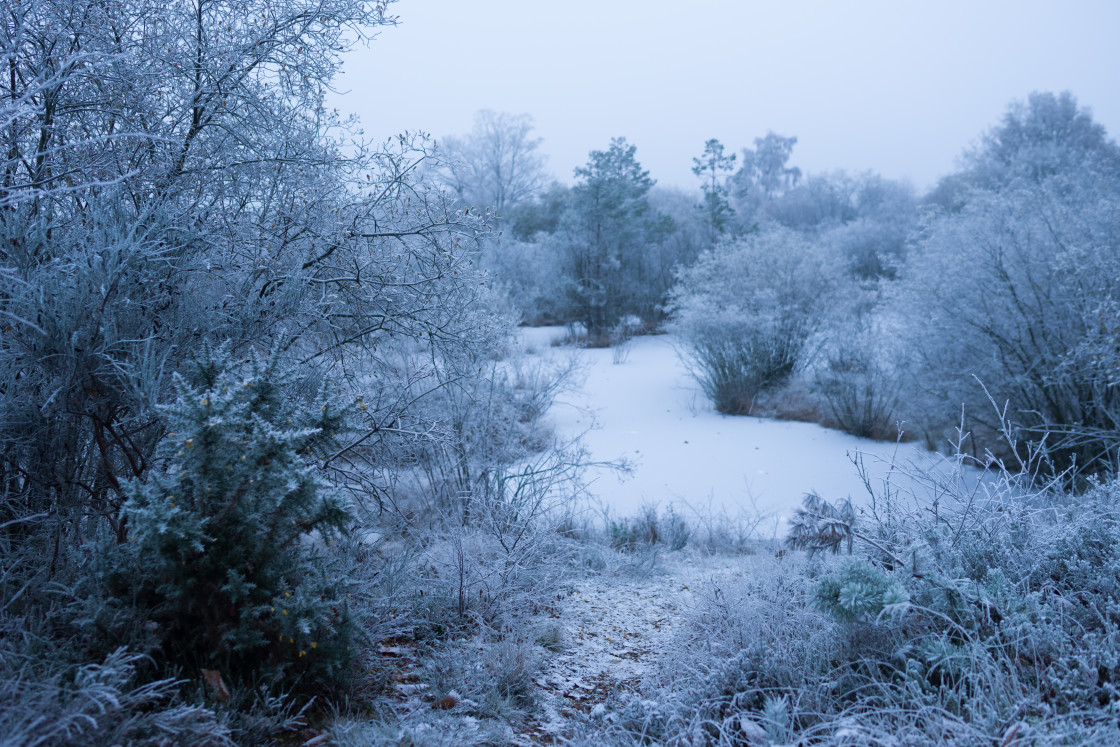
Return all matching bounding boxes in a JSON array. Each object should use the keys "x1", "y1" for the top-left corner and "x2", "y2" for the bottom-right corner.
[
  {"x1": 523, "y1": 327, "x2": 945, "y2": 530},
  {"x1": 518, "y1": 552, "x2": 754, "y2": 743}
]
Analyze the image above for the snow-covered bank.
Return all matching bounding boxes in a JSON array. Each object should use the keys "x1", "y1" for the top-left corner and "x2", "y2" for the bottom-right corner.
[{"x1": 523, "y1": 327, "x2": 944, "y2": 528}]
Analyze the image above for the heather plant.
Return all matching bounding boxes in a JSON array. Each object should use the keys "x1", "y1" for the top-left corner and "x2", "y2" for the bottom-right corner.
[{"x1": 0, "y1": 647, "x2": 235, "y2": 747}]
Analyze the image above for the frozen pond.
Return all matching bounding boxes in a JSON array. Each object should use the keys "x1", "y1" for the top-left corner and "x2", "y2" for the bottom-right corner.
[{"x1": 523, "y1": 327, "x2": 963, "y2": 531}]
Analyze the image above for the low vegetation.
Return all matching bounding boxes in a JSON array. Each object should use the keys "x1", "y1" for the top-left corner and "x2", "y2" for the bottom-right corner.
[{"x1": 571, "y1": 441, "x2": 1120, "y2": 746}]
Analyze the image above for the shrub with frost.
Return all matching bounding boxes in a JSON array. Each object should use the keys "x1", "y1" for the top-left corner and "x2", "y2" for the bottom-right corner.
[
  {"x1": 102, "y1": 345, "x2": 355, "y2": 685},
  {"x1": 895, "y1": 94, "x2": 1120, "y2": 479},
  {"x1": 669, "y1": 227, "x2": 836, "y2": 414}
]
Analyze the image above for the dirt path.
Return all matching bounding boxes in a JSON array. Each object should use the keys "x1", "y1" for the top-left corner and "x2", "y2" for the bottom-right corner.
[{"x1": 515, "y1": 553, "x2": 747, "y2": 744}]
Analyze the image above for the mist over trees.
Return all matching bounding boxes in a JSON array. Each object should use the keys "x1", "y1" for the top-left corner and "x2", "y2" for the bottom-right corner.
[
  {"x1": 438, "y1": 109, "x2": 549, "y2": 219},
  {"x1": 440, "y1": 91, "x2": 1118, "y2": 482}
]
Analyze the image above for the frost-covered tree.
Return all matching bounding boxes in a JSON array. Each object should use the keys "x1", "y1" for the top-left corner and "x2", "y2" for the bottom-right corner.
[
  {"x1": 928, "y1": 91, "x2": 1120, "y2": 210},
  {"x1": 896, "y1": 176, "x2": 1120, "y2": 476},
  {"x1": 439, "y1": 109, "x2": 549, "y2": 219},
  {"x1": 505, "y1": 181, "x2": 571, "y2": 241},
  {"x1": 730, "y1": 131, "x2": 801, "y2": 229},
  {"x1": 894, "y1": 93, "x2": 1120, "y2": 475},
  {"x1": 965, "y1": 91, "x2": 1120, "y2": 187},
  {"x1": 492, "y1": 178, "x2": 701, "y2": 331},
  {"x1": 0, "y1": 0, "x2": 503, "y2": 536},
  {"x1": 559, "y1": 137, "x2": 671, "y2": 338},
  {"x1": 822, "y1": 175, "x2": 917, "y2": 279},
  {"x1": 763, "y1": 171, "x2": 917, "y2": 279},
  {"x1": 0, "y1": 0, "x2": 514, "y2": 708}
]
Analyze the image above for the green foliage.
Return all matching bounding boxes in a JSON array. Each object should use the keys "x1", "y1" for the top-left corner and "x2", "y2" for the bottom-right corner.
[
  {"x1": 562, "y1": 137, "x2": 672, "y2": 337},
  {"x1": 107, "y1": 345, "x2": 356, "y2": 683},
  {"x1": 692, "y1": 138, "x2": 737, "y2": 245},
  {"x1": 814, "y1": 559, "x2": 910, "y2": 623}
]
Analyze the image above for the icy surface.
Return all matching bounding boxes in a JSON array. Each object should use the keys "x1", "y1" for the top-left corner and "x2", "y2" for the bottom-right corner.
[{"x1": 523, "y1": 327, "x2": 939, "y2": 527}]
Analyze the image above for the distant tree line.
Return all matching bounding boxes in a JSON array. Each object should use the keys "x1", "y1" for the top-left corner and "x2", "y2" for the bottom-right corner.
[{"x1": 442, "y1": 92, "x2": 1120, "y2": 481}]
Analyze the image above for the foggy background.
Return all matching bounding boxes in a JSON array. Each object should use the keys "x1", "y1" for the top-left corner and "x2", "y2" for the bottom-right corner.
[{"x1": 329, "y1": 0, "x2": 1120, "y2": 190}]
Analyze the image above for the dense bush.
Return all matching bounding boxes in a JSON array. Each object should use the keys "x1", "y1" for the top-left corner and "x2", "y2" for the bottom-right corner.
[
  {"x1": 813, "y1": 302, "x2": 903, "y2": 440},
  {"x1": 585, "y1": 449, "x2": 1120, "y2": 745},
  {"x1": 894, "y1": 175, "x2": 1120, "y2": 477},
  {"x1": 893, "y1": 92, "x2": 1120, "y2": 478},
  {"x1": 669, "y1": 227, "x2": 836, "y2": 414},
  {"x1": 97, "y1": 347, "x2": 356, "y2": 684},
  {"x1": 480, "y1": 236, "x2": 569, "y2": 325},
  {"x1": 0, "y1": 0, "x2": 542, "y2": 739}
]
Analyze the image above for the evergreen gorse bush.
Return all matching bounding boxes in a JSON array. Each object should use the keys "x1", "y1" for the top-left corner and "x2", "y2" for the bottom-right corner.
[{"x1": 101, "y1": 345, "x2": 357, "y2": 686}]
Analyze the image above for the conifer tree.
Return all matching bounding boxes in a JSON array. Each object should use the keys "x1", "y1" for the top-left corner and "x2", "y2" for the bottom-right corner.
[{"x1": 692, "y1": 138, "x2": 736, "y2": 246}]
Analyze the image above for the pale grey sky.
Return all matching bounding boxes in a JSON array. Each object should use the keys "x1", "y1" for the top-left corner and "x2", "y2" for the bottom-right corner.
[{"x1": 329, "y1": 0, "x2": 1120, "y2": 193}]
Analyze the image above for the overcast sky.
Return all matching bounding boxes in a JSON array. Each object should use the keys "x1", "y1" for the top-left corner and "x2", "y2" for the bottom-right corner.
[{"x1": 328, "y1": 0, "x2": 1120, "y2": 193}]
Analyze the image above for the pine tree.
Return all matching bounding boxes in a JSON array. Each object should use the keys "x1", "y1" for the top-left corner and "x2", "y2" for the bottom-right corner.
[
  {"x1": 692, "y1": 138, "x2": 736, "y2": 246},
  {"x1": 564, "y1": 137, "x2": 667, "y2": 338}
]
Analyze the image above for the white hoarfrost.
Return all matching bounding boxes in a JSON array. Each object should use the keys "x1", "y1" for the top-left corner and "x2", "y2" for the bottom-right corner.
[
  {"x1": 517, "y1": 554, "x2": 749, "y2": 743},
  {"x1": 508, "y1": 327, "x2": 977, "y2": 743}
]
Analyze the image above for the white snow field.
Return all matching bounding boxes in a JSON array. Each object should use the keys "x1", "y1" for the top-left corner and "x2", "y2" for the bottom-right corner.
[{"x1": 522, "y1": 327, "x2": 946, "y2": 530}]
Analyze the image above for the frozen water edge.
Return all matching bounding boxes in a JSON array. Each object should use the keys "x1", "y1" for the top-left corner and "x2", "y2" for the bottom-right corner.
[{"x1": 521, "y1": 326, "x2": 966, "y2": 529}]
